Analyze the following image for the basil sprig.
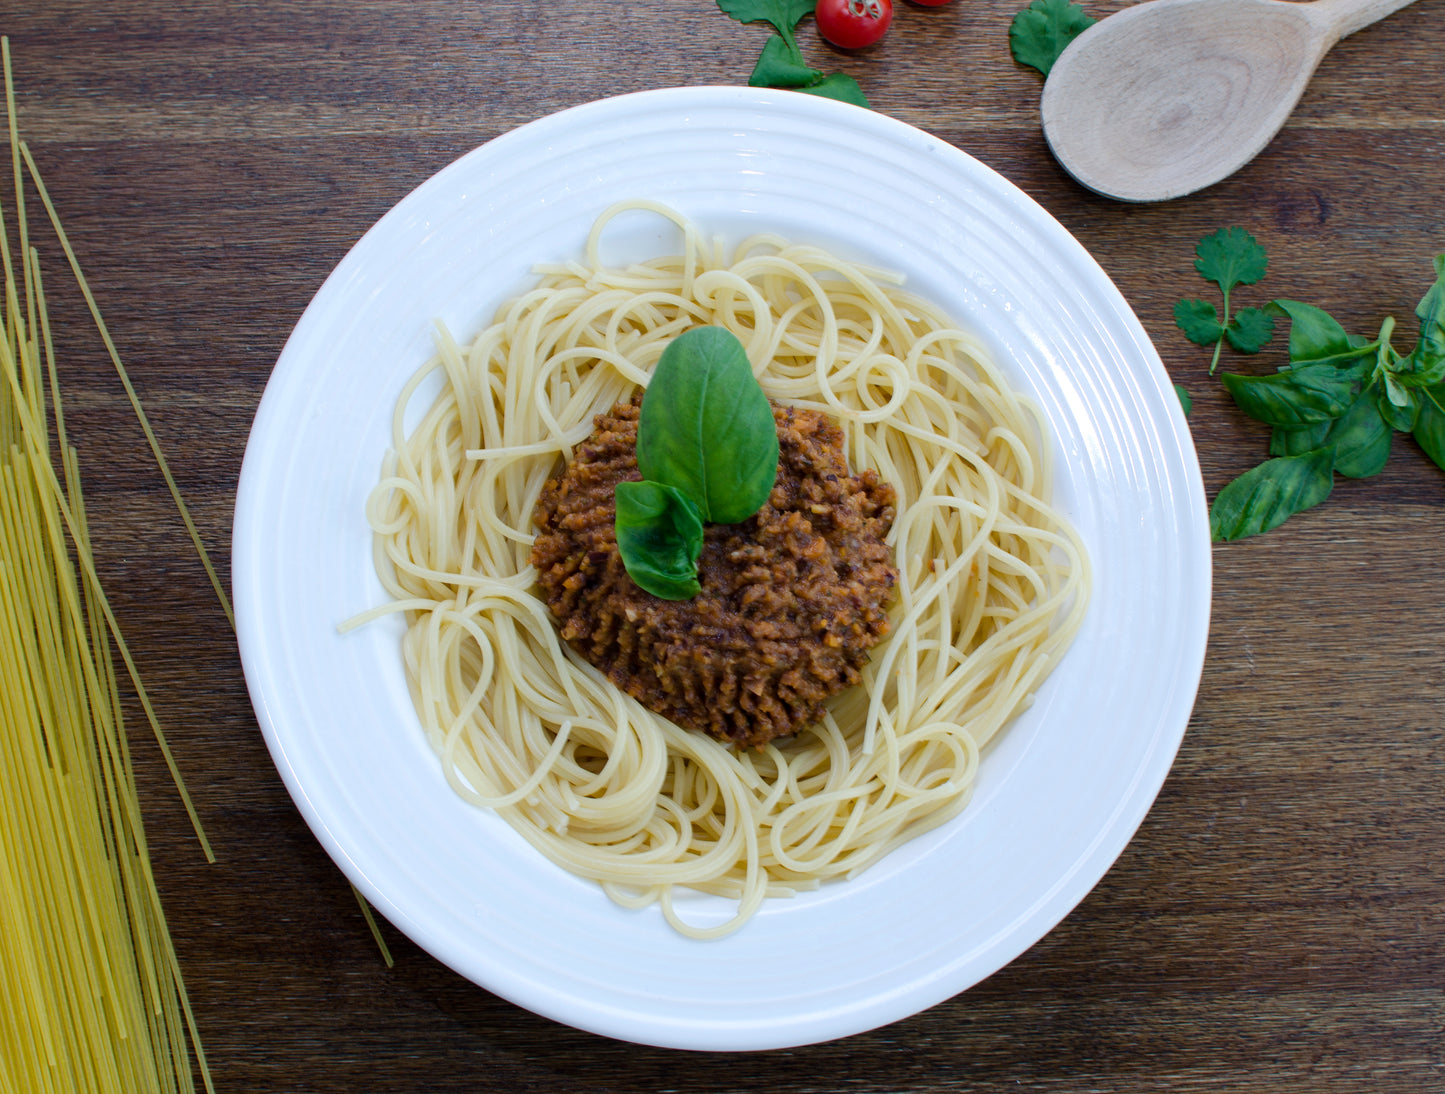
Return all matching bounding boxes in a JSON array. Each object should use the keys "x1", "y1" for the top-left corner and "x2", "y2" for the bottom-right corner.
[
  {"x1": 1176, "y1": 233, "x2": 1445, "y2": 541},
  {"x1": 614, "y1": 482, "x2": 704, "y2": 601},
  {"x1": 615, "y1": 326, "x2": 779, "y2": 599}
]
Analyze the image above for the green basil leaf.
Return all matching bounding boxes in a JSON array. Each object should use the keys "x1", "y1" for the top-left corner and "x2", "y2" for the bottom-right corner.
[
  {"x1": 1397, "y1": 348, "x2": 1445, "y2": 389},
  {"x1": 795, "y1": 71, "x2": 870, "y2": 108},
  {"x1": 614, "y1": 480, "x2": 704, "y2": 601},
  {"x1": 1412, "y1": 254, "x2": 1445, "y2": 364},
  {"x1": 1326, "y1": 383, "x2": 1393, "y2": 478},
  {"x1": 1225, "y1": 306, "x2": 1275, "y2": 353},
  {"x1": 716, "y1": 0, "x2": 814, "y2": 36},
  {"x1": 638, "y1": 326, "x2": 779, "y2": 525},
  {"x1": 749, "y1": 34, "x2": 821, "y2": 88},
  {"x1": 1375, "y1": 378, "x2": 1418, "y2": 433},
  {"x1": 1412, "y1": 384, "x2": 1445, "y2": 472},
  {"x1": 1194, "y1": 227, "x2": 1268, "y2": 293},
  {"x1": 1220, "y1": 362, "x2": 1360, "y2": 428},
  {"x1": 1174, "y1": 298, "x2": 1224, "y2": 346},
  {"x1": 1009, "y1": 0, "x2": 1096, "y2": 77},
  {"x1": 1267, "y1": 299, "x2": 1369, "y2": 368},
  {"x1": 1174, "y1": 384, "x2": 1192, "y2": 416},
  {"x1": 1210, "y1": 448, "x2": 1335, "y2": 542},
  {"x1": 1269, "y1": 419, "x2": 1332, "y2": 458}
]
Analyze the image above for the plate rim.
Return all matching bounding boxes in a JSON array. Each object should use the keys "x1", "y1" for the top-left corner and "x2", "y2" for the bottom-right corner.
[{"x1": 233, "y1": 84, "x2": 1212, "y2": 1051}]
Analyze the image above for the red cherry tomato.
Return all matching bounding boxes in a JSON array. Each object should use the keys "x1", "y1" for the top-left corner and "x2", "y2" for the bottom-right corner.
[{"x1": 815, "y1": 0, "x2": 893, "y2": 49}]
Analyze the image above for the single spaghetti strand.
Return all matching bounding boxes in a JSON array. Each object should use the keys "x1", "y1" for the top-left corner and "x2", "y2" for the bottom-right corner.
[{"x1": 17, "y1": 139, "x2": 234, "y2": 630}]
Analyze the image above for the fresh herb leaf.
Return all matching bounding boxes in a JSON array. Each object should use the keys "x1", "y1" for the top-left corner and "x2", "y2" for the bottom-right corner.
[
  {"x1": 638, "y1": 326, "x2": 779, "y2": 524},
  {"x1": 1269, "y1": 419, "x2": 1332, "y2": 458},
  {"x1": 1413, "y1": 384, "x2": 1445, "y2": 472},
  {"x1": 796, "y1": 71, "x2": 870, "y2": 107},
  {"x1": 749, "y1": 34, "x2": 821, "y2": 88},
  {"x1": 1267, "y1": 299, "x2": 1366, "y2": 368},
  {"x1": 1183, "y1": 239, "x2": 1445, "y2": 539},
  {"x1": 1210, "y1": 448, "x2": 1335, "y2": 542},
  {"x1": 1194, "y1": 226, "x2": 1268, "y2": 294},
  {"x1": 717, "y1": 0, "x2": 816, "y2": 39},
  {"x1": 1226, "y1": 307, "x2": 1275, "y2": 353},
  {"x1": 1009, "y1": 0, "x2": 1096, "y2": 76},
  {"x1": 1174, "y1": 226, "x2": 1275, "y2": 373},
  {"x1": 1413, "y1": 255, "x2": 1445, "y2": 361},
  {"x1": 1219, "y1": 362, "x2": 1360, "y2": 429},
  {"x1": 614, "y1": 481, "x2": 705, "y2": 601},
  {"x1": 1174, "y1": 299, "x2": 1224, "y2": 347},
  {"x1": 1377, "y1": 372, "x2": 1419, "y2": 432},
  {"x1": 1403, "y1": 255, "x2": 1445, "y2": 385},
  {"x1": 717, "y1": 0, "x2": 871, "y2": 107},
  {"x1": 1175, "y1": 384, "x2": 1192, "y2": 416},
  {"x1": 1327, "y1": 383, "x2": 1393, "y2": 478}
]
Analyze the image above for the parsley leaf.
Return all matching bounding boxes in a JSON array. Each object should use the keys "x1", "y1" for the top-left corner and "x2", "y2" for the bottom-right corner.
[
  {"x1": 717, "y1": 0, "x2": 870, "y2": 107},
  {"x1": 717, "y1": 0, "x2": 816, "y2": 40},
  {"x1": 1174, "y1": 299, "x2": 1224, "y2": 346},
  {"x1": 1174, "y1": 226, "x2": 1275, "y2": 374},
  {"x1": 1194, "y1": 226, "x2": 1269, "y2": 293},
  {"x1": 1009, "y1": 0, "x2": 1096, "y2": 76},
  {"x1": 796, "y1": 72, "x2": 869, "y2": 107},
  {"x1": 750, "y1": 35, "x2": 821, "y2": 88},
  {"x1": 1227, "y1": 307, "x2": 1276, "y2": 353}
]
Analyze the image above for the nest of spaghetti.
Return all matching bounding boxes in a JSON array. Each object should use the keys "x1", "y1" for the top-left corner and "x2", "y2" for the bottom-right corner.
[
  {"x1": 531, "y1": 396, "x2": 898, "y2": 750},
  {"x1": 360, "y1": 201, "x2": 1089, "y2": 938}
]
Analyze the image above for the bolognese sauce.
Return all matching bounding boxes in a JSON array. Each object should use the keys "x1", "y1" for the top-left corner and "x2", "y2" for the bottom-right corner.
[{"x1": 531, "y1": 397, "x2": 897, "y2": 749}]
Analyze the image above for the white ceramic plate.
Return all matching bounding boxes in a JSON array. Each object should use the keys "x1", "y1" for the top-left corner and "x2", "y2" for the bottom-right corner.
[{"x1": 234, "y1": 86, "x2": 1210, "y2": 1051}]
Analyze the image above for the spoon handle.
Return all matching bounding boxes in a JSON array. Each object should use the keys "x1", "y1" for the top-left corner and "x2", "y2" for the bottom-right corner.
[{"x1": 1309, "y1": 0, "x2": 1419, "y2": 42}]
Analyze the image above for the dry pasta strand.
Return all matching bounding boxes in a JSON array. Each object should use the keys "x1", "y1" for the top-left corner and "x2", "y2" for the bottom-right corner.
[{"x1": 1, "y1": 38, "x2": 215, "y2": 1092}]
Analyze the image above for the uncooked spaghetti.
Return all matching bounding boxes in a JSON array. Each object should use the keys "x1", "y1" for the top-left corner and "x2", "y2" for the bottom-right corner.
[{"x1": 354, "y1": 200, "x2": 1089, "y2": 938}]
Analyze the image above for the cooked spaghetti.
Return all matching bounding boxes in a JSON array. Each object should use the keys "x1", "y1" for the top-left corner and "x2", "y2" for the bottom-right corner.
[{"x1": 354, "y1": 200, "x2": 1090, "y2": 938}]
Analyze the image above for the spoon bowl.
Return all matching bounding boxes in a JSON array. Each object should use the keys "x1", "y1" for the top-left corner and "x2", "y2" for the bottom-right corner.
[{"x1": 1040, "y1": 0, "x2": 1418, "y2": 202}]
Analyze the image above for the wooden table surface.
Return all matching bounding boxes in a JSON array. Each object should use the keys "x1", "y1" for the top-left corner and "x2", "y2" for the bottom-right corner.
[{"x1": 5, "y1": 2, "x2": 1443, "y2": 1091}]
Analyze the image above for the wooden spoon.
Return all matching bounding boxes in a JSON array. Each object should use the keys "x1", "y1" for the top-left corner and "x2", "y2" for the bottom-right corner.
[{"x1": 1039, "y1": 0, "x2": 1418, "y2": 202}]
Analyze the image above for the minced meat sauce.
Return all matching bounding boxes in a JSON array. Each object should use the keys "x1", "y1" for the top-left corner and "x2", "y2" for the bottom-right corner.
[{"x1": 530, "y1": 397, "x2": 898, "y2": 749}]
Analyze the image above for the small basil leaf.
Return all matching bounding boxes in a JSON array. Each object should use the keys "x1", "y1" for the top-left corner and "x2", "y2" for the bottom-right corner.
[
  {"x1": 1412, "y1": 385, "x2": 1445, "y2": 472},
  {"x1": 1327, "y1": 383, "x2": 1393, "y2": 478},
  {"x1": 1174, "y1": 298, "x2": 1224, "y2": 346},
  {"x1": 749, "y1": 34, "x2": 820, "y2": 87},
  {"x1": 638, "y1": 326, "x2": 779, "y2": 525},
  {"x1": 796, "y1": 72, "x2": 870, "y2": 108},
  {"x1": 1412, "y1": 253, "x2": 1445, "y2": 366},
  {"x1": 614, "y1": 480, "x2": 704, "y2": 601},
  {"x1": 1174, "y1": 384, "x2": 1192, "y2": 416},
  {"x1": 1220, "y1": 362, "x2": 1360, "y2": 428},
  {"x1": 1269, "y1": 419, "x2": 1332, "y2": 458},
  {"x1": 1210, "y1": 447, "x2": 1335, "y2": 542},
  {"x1": 1376, "y1": 381, "x2": 1418, "y2": 433},
  {"x1": 1225, "y1": 306, "x2": 1275, "y2": 353},
  {"x1": 1397, "y1": 348, "x2": 1445, "y2": 388},
  {"x1": 1267, "y1": 299, "x2": 1368, "y2": 368}
]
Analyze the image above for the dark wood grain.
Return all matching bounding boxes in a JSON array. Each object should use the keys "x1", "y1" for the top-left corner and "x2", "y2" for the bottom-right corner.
[{"x1": 4, "y1": 1, "x2": 1442, "y2": 1090}]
